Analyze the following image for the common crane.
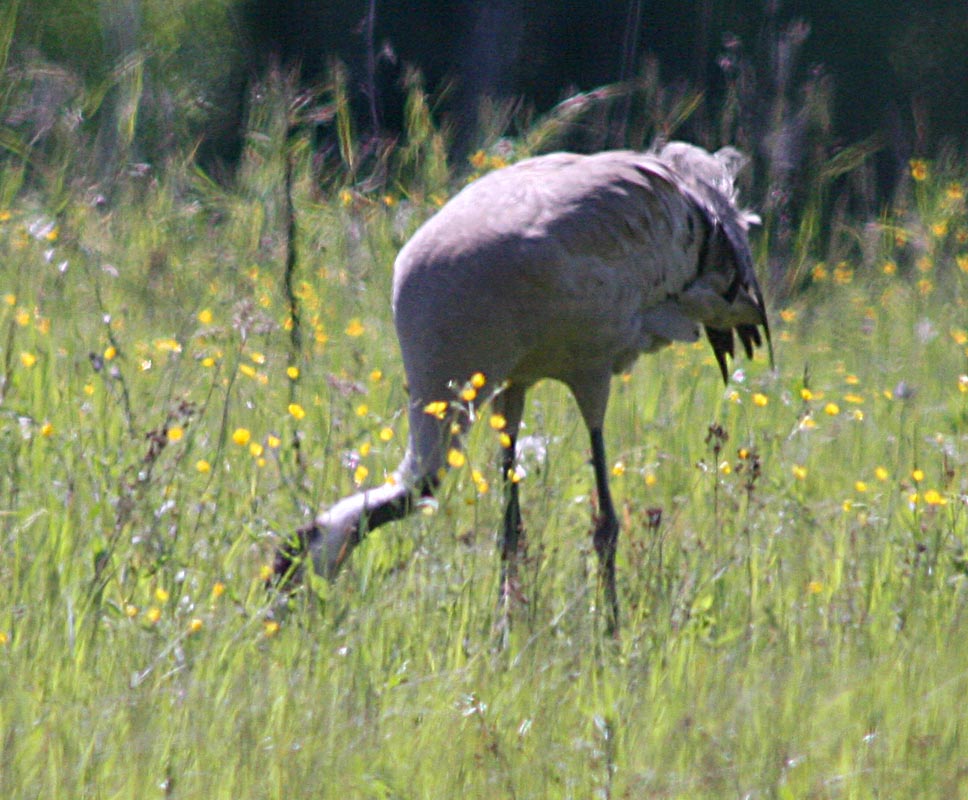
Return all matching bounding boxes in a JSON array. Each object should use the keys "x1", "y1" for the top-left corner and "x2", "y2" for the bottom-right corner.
[{"x1": 275, "y1": 141, "x2": 772, "y2": 631}]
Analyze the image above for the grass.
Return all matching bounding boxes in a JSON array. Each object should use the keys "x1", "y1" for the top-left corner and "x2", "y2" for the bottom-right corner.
[{"x1": 1, "y1": 128, "x2": 968, "y2": 798}]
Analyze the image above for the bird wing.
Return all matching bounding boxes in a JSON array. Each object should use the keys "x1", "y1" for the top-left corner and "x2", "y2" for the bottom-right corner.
[{"x1": 507, "y1": 150, "x2": 772, "y2": 379}]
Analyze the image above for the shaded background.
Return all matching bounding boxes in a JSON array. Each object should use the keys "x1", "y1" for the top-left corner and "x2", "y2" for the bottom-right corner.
[
  {"x1": 236, "y1": 1, "x2": 967, "y2": 163},
  {"x1": 7, "y1": 0, "x2": 968, "y2": 196}
]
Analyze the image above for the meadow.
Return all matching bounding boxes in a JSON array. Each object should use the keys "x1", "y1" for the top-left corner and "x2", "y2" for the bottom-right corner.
[{"x1": 2, "y1": 100, "x2": 968, "y2": 797}]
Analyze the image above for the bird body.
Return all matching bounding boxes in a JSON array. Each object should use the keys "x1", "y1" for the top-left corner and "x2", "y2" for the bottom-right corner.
[{"x1": 276, "y1": 142, "x2": 771, "y2": 630}]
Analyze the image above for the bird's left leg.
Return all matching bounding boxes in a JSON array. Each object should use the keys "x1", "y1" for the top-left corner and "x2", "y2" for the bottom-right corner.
[
  {"x1": 495, "y1": 384, "x2": 526, "y2": 603},
  {"x1": 590, "y1": 427, "x2": 620, "y2": 634}
]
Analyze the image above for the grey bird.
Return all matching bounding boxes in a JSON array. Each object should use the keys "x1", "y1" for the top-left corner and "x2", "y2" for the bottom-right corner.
[{"x1": 275, "y1": 141, "x2": 772, "y2": 632}]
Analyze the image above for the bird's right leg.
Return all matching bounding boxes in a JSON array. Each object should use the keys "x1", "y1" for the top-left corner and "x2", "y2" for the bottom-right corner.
[{"x1": 589, "y1": 427, "x2": 620, "y2": 635}]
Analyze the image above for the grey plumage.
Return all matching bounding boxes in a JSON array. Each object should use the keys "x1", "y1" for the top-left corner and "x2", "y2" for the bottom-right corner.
[{"x1": 275, "y1": 141, "x2": 771, "y2": 631}]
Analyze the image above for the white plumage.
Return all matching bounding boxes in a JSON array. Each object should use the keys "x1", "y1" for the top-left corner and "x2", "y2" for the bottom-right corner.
[{"x1": 275, "y1": 141, "x2": 771, "y2": 630}]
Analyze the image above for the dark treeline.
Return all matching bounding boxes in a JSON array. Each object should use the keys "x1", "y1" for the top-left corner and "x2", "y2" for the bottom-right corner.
[
  {"x1": 6, "y1": 0, "x2": 967, "y2": 198},
  {"x1": 236, "y1": 1, "x2": 967, "y2": 174}
]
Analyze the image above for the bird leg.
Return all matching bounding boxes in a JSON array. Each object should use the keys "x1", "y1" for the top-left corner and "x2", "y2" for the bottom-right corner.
[
  {"x1": 589, "y1": 427, "x2": 620, "y2": 634},
  {"x1": 499, "y1": 432, "x2": 524, "y2": 601},
  {"x1": 493, "y1": 382, "x2": 527, "y2": 622}
]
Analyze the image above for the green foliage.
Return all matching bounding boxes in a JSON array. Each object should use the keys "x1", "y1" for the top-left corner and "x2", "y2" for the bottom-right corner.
[{"x1": 2, "y1": 65, "x2": 968, "y2": 800}]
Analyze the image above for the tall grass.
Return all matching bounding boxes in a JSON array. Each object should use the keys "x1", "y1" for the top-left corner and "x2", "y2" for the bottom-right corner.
[{"x1": 2, "y1": 59, "x2": 968, "y2": 800}]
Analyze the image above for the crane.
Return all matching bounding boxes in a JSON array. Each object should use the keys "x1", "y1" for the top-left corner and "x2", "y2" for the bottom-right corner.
[{"x1": 274, "y1": 141, "x2": 772, "y2": 632}]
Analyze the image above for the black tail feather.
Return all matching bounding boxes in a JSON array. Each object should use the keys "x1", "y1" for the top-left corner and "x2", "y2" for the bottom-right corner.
[{"x1": 705, "y1": 327, "x2": 735, "y2": 384}]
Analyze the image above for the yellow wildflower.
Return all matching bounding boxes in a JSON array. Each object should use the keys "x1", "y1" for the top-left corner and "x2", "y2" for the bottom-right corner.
[
  {"x1": 875, "y1": 466, "x2": 889, "y2": 481},
  {"x1": 471, "y1": 469, "x2": 489, "y2": 494},
  {"x1": 353, "y1": 464, "x2": 369, "y2": 485},
  {"x1": 833, "y1": 262, "x2": 853, "y2": 285},
  {"x1": 232, "y1": 428, "x2": 251, "y2": 446},
  {"x1": 155, "y1": 338, "x2": 182, "y2": 353},
  {"x1": 345, "y1": 318, "x2": 365, "y2": 337},
  {"x1": 447, "y1": 449, "x2": 466, "y2": 468},
  {"x1": 287, "y1": 366, "x2": 300, "y2": 380},
  {"x1": 824, "y1": 402, "x2": 840, "y2": 416},
  {"x1": 923, "y1": 489, "x2": 946, "y2": 506},
  {"x1": 19, "y1": 352, "x2": 36, "y2": 368},
  {"x1": 288, "y1": 403, "x2": 306, "y2": 420},
  {"x1": 424, "y1": 401, "x2": 448, "y2": 419},
  {"x1": 909, "y1": 159, "x2": 928, "y2": 181},
  {"x1": 196, "y1": 459, "x2": 211, "y2": 474},
  {"x1": 470, "y1": 372, "x2": 486, "y2": 388},
  {"x1": 167, "y1": 426, "x2": 184, "y2": 442},
  {"x1": 752, "y1": 393, "x2": 768, "y2": 407},
  {"x1": 198, "y1": 308, "x2": 213, "y2": 324},
  {"x1": 792, "y1": 465, "x2": 808, "y2": 481},
  {"x1": 379, "y1": 427, "x2": 394, "y2": 442},
  {"x1": 911, "y1": 468, "x2": 924, "y2": 483}
]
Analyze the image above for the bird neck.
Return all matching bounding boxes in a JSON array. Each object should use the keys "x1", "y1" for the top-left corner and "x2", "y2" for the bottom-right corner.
[{"x1": 313, "y1": 476, "x2": 418, "y2": 576}]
